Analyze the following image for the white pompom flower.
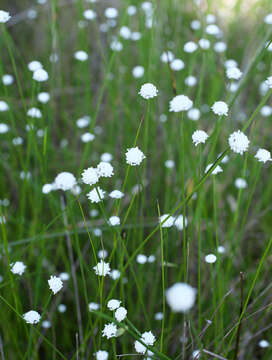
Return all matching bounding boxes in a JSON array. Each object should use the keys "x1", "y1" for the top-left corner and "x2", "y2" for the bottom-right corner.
[
  {"x1": 81, "y1": 167, "x2": 99, "y2": 185},
  {"x1": 228, "y1": 130, "x2": 250, "y2": 155},
  {"x1": 87, "y1": 187, "x2": 105, "y2": 203},
  {"x1": 102, "y1": 323, "x2": 117, "y2": 339},
  {"x1": 23, "y1": 310, "x2": 41, "y2": 324},
  {"x1": 265, "y1": 76, "x2": 272, "y2": 89},
  {"x1": 205, "y1": 254, "x2": 217, "y2": 264},
  {"x1": 33, "y1": 68, "x2": 49, "y2": 82},
  {"x1": 97, "y1": 162, "x2": 114, "y2": 177},
  {"x1": 54, "y1": 172, "x2": 76, "y2": 191},
  {"x1": 48, "y1": 275, "x2": 63, "y2": 295},
  {"x1": 169, "y1": 95, "x2": 193, "y2": 112},
  {"x1": 159, "y1": 214, "x2": 175, "y2": 228},
  {"x1": 192, "y1": 130, "x2": 209, "y2": 146},
  {"x1": 10, "y1": 261, "x2": 26, "y2": 276},
  {"x1": 93, "y1": 260, "x2": 111, "y2": 276},
  {"x1": 96, "y1": 350, "x2": 109, "y2": 360},
  {"x1": 115, "y1": 306, "x2": 127, "y2": 322},
  {"x1": 166, "y1": 282, "x2": 196, "y2": 313},
  {"x1": 255, "y1": 148, "x2": 272, "y2": 163},
  {"x1": 125, "y1": 147, "x2": 146, "y2": 166},
  {"x1": 226, "y1": 67, "x2": 242, "y2": 80},
  {"x1": 139, "y1": 83, "x2": 158, "y2": 99},
  {"x1": 211, "y1": 101, "x2": 228, "y2": 116},
  {"x1": 107, "y1": 299, "x2": 121, "y2": 310},
  {"x1": 109, "y1": 216, "x2": 120, "y2": 226},
  {"x1": 0, "y1": 10, "x2": 11, "y2": 23},
  {"x1": 205, "y1": 163, "x2": 223, "y2": 175}
]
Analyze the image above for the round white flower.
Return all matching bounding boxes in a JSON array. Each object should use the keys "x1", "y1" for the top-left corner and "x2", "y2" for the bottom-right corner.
[
  {"x1": 185, "y1": 76, "x2": 197, "y2": 87},
  {"x1": 205, "y1": 254, "x2": 217, "y2": 264},
  {"x1": 102, "y1": 322, "x2": 117, "y2": 339},
  {"x1": 58, "y1": 304, "x2": 67, "y2": 313},
  {"x1": 0, "y1": 10, "x2": 11, "y2": 23},
  {"x1": 98, "y1": 249, "x2": 108, "y2": 259},
  {"x1": 205, "y1": 163, "x2": 223, "y2": 175},
  {"x1": 54, "y1": 172, "x2": 76, "y2": 191},
  {"x1": 199, "y1": 38, "x2": 210, "y2": 50},
  {"x1": 110, "y1": 269, "x2": 120, "y2": 280},
  {"x1": 83, "y1": 9, "x2": 97, "y2": 20},
  {"x1": 206, "y1": 24, "x2": 220, "y2": 36},
  {"x1": 97, "y1": 162, "x2": 114, "y2": 177},
  {"x1": 105, "y1": 7, "x2": 118, "y2": 19},
  {"x1": 120, "y1": 26, "x2": 131, "y2": 39},
  {"x1": 38, "y1": 92, "x2": 50, "y2": 103},
  {"x1": 115, "y1": 306, "x2": 127, "y2": 322},
  {"x1": 191, "y1": 19, "x2": 201, "y2": 30},
  {"x1": 187, "y1": 108, "x2": 200, "y2": 121},
  {"x1": 42, "y1": 320, "x2": 51, "y2": 329},
  {"x1": 127, "y1": 5, "x2": 137, "y2": 16},
  {"x1": 137, "y1": 254, "x2": 147, "y2": 264},
  {"x1": 76, "y1": 116, "x2": 90, "y2": 128},
  {"x1": 48, "y1": 275, "x2": 63, "y2": 294},
  {"x1": 110, "y1": 40, "x2": 123, "y2": 52},
  {"x1": 226, "y1": 67, "x2": 242, "y2": 80},
  {"x1": 260, "y1": 105, "x2": 272, "y2": 117},
  {"x1": 259, "y1": 339, "x2": 269, "y2": 348},
  {"x1": 218, "y1": 246, "x2": 226, "y2": 254},
  {"x1": 192, "y1": 130, "x2": 208, "y2": 146},
  {"x1": 228, "y1": 130, "x2": 250, "y2": 155},
  {"x1": 87, "y1": 187, "x2": 105, "y2": 203},
  {"x1": 135, "y1": 340, "x2": 147, "y2": 354},
  {"x1": 0, "y1": 123, "x2": 9, "y2": 133},
  {"x1": 165, "y1": 160, "x2": 175, "y2": 169},
  {"x1": 109, "y1": 216, "x2": 120, "y2": 226},
  {"x1": 141, "y1": 331, "x2": 156, "y2": 345},
  {"x1": 81, "y1": 132, "x2": 95, "y2": 142},
  {"x1": 28, "y1": 61, "x2": 43, "y2": 72},
  {"x1": 89, "y1": 302, "x2": 99, "y2": 311},
  {"x1": 10, "y1": 261, "x2": 26, "y2": 275},
  {"x1": 166, "y1": 282, "x2": 196, "y2": 312},
  {"x1": 107, "y1": 299, "x2": 121, "y2": 310},
  {"x1": 132, "y1": 66, "x2": 144, "y2": 78},
  {"x1": 74, "y1": 50, "x2": 88, "y2": 61},
  {"x1": 82, "y1": 167, "x2": 99, "y2": 185},
  {"x1": 33, "y1": 68, "x2": 48, "y2": 82},
  {"x1": 255, "y1": 148, "x2": 272, "y2": 163},
  {"x1": 109, "y1": 190, "x2": 124, "y2": 199},
  {"x1": 96, "y1": 350, "x2": 109, "y2": 360},
  {"x1": 264, "y1": 14, "x2": 272, "y2": 24},
  {"x1": 214, "y1": 42, "x2": 227, "y2": 53},
  {"x1": 125, "y1": 146, "x2": 146, "y2": 166},
  {"x1": 174, "y1": 215, "x2": 188, "y2": 231},
  {"x1": 184, "y1": 41, "x2": 198, "y2": 53},
  {"x1": 160, "y1": 51, "x2": 174, "y2": 63},
  {"x1": 211, "y1": 101, "x2": 228, "y2": 116},
  {"x1": 59, "y1": 272, "x2": 70, "y2": 281},
  {"x1": 23, "y1": 310, "x2": 41, "y2": 324},
  {"x1": 170, "y1": 59, "x2": 185, "y2": 71},
  {"x1": 93, "y1": 260, "x2": 111, "y2": 276},
  {"x1": 139, "y1": 83, "x2": 158, "y2": 99},
  {"x1": 169, "y1": 95, "x2": 193, "y2": 112},
  {"x1": 0, "y1": 101, "x2": 9, "y2": 112},
  {"x1": 159, "y1": 214, "x2": 175, "y2": 228},
  {"x1": 2, "y1": 74, "x2": 14, "y2": 85},
  {"x1": 42, "y1": 183, "x2": 53, "y2": 194},
  {"x1": 235, "y1": 178, "x2": 247, "y2": 189},
  {"x1": 27, "y1": 107, "x2": 42, "y2": 118}
]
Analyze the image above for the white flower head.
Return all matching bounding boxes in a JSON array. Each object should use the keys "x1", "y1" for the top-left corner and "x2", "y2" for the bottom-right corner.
[
  {"x1": 107, "y1": 299, "x2": 121, "y2": 310},
  {"x1": 132, "y1": 66, "x2": 144, "y2": 78},
  {"x1": 125, "y1": 147, "x2": 145, "y2": 166},
  {"x1": 109, "y1": 190, "x2": 124, "y2": 199},
  {"x1": 160, "y1": 51, "x2": 174, "y2": 63},
  {"x1": 169, "y1": 95, "x2": 193, "y2": 112},
  {"x1": 187, "y1": 108, "x2": 200, "y2": 121},
  {"x1": 135, "y1": 340, "x2": 147, "y2": 354},
  {"x1": 255, "y1": 148, "x2": 272, "y2": 163},
  {"x1": 87, "y1": 187, "x2": 105, "y2": 203},
  {"x1": 96, "y1": 350, "x2": 109, "y2": 360},
  {"x1": 170, "y1": 59, "x2": 185, "y2": 71},
  {"x1": 33, "y1": 68, "x2": 48, "y2": 82},
  {"x1": 105, "y1": 7, "x2": 118, "y2": 19},
  {"x1": 83, "y1": 9, "x2": 97, "y2": 20},
  {"x1": 23, "y1": 310, "x2": 41, "y2": 324},
  {"x1": 93, "y1": 260, "x2": 111, "y2": 276},
  {"x1": 184, "y1": 41, "x2": 198, "y2": 53},
  {"x1": 102, "y1": 322, "x2": 117, "y2": 339},
  {"x1": 205, "y1": 163, "x2": 223, "y2": 175},
  {"x1": 235, "y1": 178, "x2": 247, "y2": 189},
  {"x1": 27, "y1": 107, "x2": 42, "y2": 118},
  {"x1": 109, "y1": 216, "x2": 120, "y2": 226},
  {"x1": 174, "y1": 214, "x2": 188, "y2": 231},
  {"x1": 228, "y1": 130, "x2": 250, "y2": 155},
  {"x1": 139, "y1": 83, "x2": 158, "y2": 99},
  {"x1": 74, "y1": 50, "x2": 88, "y2": 61},
  {"x1": 137, "y1": 254, "x2": 147, "y2": 264},
  {"x1": 0, "y1": 10, "x2": 11, "y2": 23},
  {"x1": 0, "y1": 101, "x2": 9, "y2": 112},
  {"x1": 192, "y1": 130, "x2": 208, "y2": 146},
  {"x1": 199, "y1": 38, "x2": 210, "y2": 50},
  {"x1": 259, "y1": 339, "x2": 269, "y2": 348},
  {"x1": 10, "y1": 261, "x2": 26, "y2": 275},
  {"x1": 265, "y1": 76, "x2": 272, "y2": 89},
  {"x1": 205, "y1": 254, "x2": 217, "y2": 264},
  {"x1": 48, "y1": 275, "x2": 63, "y2": 294},
  {"x1": 54, "y1": 172, "x2": 76, "y2": 191},
  {"x1": 97, "y1": 162, "x2": 114, "y2": 178},
  {"x1": 141, "y1": 331, "x2": 156, "y2": 345},
  {"x1": 166, "y1": 282, "x2": 196, "y2": 312},
  {"x1": 115, "y1": 306, "x2": 127, "y2": 322},
  {"x1": 159, "y1": 214, "x2": 175, "y2": 228},
  {"x1": 81, "y1": 167, "x2": 99, "y2": 185},
  {"x1": 38, "y1": 92, "x2": 50, "y2": 103},
  {"x1": 226, "y1": 67, "x2": 242, "y2": 80},
  {"x1": 264, "y1": 14, "x2": 272, "y2": 25},
  {"x1": 88, "y1": 302, "x2": 100, "y2": 311},
  {"x1": 211, "y1": 101, "x2": 228, "y2": 116}
]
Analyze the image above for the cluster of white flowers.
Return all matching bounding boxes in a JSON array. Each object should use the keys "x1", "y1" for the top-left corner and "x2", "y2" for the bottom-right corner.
[
  {"x1": 125, "y1": 146, "x2": 146, "y2": 166},
  {"x1": 211, "y1": 101, "x2": 229, "y2": 116},
  {"x1": 228, "y1": 130, "x2": 250, "y2": 155},
  {"x1": 139, "y1": 83, "x2": 158, "y2": 99},
  {"x1": 135, "y1": 331, "x2": 156, "y2": 354},
  {"x1": 169, "y1": 95, "x2": 193, "y2": 112},
  {"x1": 10, "y1": 261, "x2": 26, "y2": 276},
  {"x1": 23, "y1": 310, "x2": 41, "y2": 324},
  {"x1": 48, "y1": 275, "x2": 63, "y2": 295},
  {"x1": 192, "y1": 130, "x2": 209, "y2": 146},
  {"x1": 93, "y1": 260, "x2": 111, "y2": 276}
]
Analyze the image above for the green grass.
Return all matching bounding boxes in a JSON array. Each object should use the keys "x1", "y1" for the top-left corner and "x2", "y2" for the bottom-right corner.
[{"x1": 1, "y1": 0, "x2": 272, "y2": 359}]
